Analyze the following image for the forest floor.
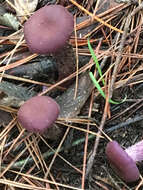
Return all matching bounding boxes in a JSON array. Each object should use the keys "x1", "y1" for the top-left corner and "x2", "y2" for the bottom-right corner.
[{"x1": 0, "y1": 0, "x2": 143, "y2": 190}]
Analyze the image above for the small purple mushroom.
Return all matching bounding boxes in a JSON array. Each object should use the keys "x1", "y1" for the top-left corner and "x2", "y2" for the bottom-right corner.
[
  {"x1": 106, "y1": 141, "x2": 141, "y2": 183},
  {"x1": 17, "y1": 96, "x2": 60, "y2": 134},
  {"x1": 125, "y1": 140, "x2": 143, "y2": 162},
  {"x1": 24, "y1": 5, "x2": 74, "y2": 54}
]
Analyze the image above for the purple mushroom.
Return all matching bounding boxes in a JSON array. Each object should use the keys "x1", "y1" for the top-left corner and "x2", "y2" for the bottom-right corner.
[
  {"x1": 105, "y1": 140, "x2": 142, "y2": 183},
  {"x1": 24, "y1": 5, "x2": 74, "y2": 54},
  {"x1": 17, "y1": 96, "x2": 60, "y2": 134},
  {"x1": 125, "y1": 140, "x2": 143, "y2": 162}
]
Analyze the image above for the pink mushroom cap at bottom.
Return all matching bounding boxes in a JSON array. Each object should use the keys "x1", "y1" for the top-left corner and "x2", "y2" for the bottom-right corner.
[{"x1": 106, "y1": 141, "x2": 140, "y2": 183}]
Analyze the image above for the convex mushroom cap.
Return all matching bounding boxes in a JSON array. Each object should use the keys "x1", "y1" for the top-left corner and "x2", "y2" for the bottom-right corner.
[
  {"x1": 17, "y1": 96, "x2": 60, "y2": 134},
  {"x1": 24, "y1": 5, "x2": 74, "y2": 54},
  {"x1": 106, "y1": 141, "x2": 140, "y2": 183}
]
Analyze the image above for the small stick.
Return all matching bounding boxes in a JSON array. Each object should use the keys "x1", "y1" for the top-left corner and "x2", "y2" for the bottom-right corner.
[{"x1": 108, "y1": 15, "x2": 131, "y2": 100}]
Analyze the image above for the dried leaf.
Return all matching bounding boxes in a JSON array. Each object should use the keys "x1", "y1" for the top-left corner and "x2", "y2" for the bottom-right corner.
[
  {"x1": 0, "y1": 81, "x2": 36, "y2": 107},
  {"x1": 0, "y1": 13, "x2": 20, "y2": 30}
]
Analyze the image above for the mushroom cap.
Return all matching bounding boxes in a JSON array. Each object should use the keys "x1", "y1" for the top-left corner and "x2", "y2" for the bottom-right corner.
[
  {"x1": 24, "y1": 5, "x2": 74, "y2": 54},
  {"x1": 17, "y1": 96, "x2": 60, "y2": 133},
  {"x1": 106, "y1": 141, "x2": 140, "y2": 183},
  {"x1": 125, "y1": 140, "x2": 143, "y2": 162}
]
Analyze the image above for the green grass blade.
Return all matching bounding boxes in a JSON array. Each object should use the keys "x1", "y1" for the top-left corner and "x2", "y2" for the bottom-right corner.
[
  {"x1": 89, "y1": 72, "x2": 126, "y2": 104},
  {"x1": 89, "y1": 72, "x2": 106, "y2": 98},
  {"x1": 88, "y1": 39, "x2": 105, "y2": 85}
]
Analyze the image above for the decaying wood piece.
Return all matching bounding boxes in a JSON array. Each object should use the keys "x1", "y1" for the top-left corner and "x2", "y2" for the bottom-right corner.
[
  {"x1": 45, "y1": 72, "x2": 94, "y2": 139},
  {"x1": 57, "y1": 71, "x2": 94, "y2": 119},
  {"x1": 7, "y1": 55, "x2": 58, "y2": 82}
]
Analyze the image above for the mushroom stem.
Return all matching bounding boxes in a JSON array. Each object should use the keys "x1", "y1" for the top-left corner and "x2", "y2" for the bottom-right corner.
[
  {"x1": 54, "y1": 43, "x2": 76, "y2": 86},
  {"x1": 125, "y1": 140, "x2": 143, "y2": 162}
]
